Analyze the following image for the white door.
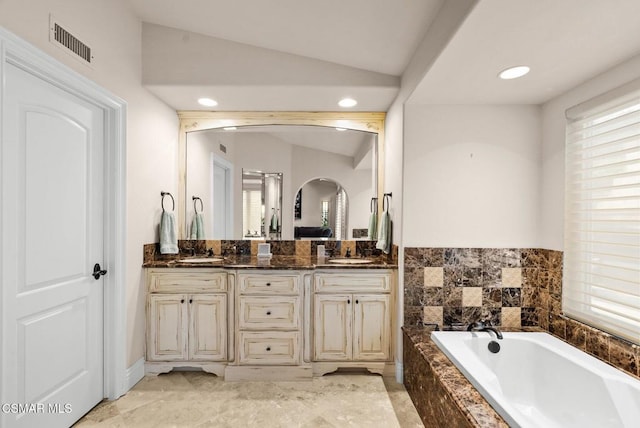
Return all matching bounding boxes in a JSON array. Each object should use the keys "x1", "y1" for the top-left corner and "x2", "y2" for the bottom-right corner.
[
  {"x1": 212, "y1": 156, "x2": 233, "y2": 239},
  {"x1": 1, "y1": 61, "x2": 105, "y2": 427}
]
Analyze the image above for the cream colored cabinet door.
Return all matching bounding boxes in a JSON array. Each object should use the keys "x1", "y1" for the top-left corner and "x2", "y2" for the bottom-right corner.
[
  {"x1": 188, "y1": 294, "x2": 227, "y2": 361},
  {"x1": 353, "y1": 294, "x2": 391, "y2": 361},
  {"x1": 147, "y1": 294, "x2": 188, "y2": 361},
  {"x1": 313, "y1": 294, "x2": 352, "y2": 361}
]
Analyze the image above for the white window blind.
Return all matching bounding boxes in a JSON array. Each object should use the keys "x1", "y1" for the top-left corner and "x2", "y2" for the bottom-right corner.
[{"x1": 564, "y1": 78, "x2": 640, "y2": 344}]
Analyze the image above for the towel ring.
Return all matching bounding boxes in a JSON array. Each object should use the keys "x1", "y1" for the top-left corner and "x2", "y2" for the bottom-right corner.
[
  {"x1": 370, "y1": 197, "x2": 378, "y2": 213},
  {"x1": 193, "y1": 196, "x2": 203, "y2": 213},
  {"x1": 383, "y1": 192, "x2": 392, "y2": 211},
  {"x1": 161, "y1": 191, "x2": 175, "y2": 212}
]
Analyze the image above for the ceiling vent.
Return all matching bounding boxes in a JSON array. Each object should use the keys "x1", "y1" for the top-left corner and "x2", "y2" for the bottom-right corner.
[{"x1": 49, "y1": 16, "x2": 93, "y2": 66}]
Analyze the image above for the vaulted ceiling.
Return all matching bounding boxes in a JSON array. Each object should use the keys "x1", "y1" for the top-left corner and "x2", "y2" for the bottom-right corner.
[{"x1": 129, "y1": 0, "x2": 640, "y2": 111}]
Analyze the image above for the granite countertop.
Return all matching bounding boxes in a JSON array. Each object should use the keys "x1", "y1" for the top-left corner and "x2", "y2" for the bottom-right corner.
[
  {"x1": 403, "y1": 326, "x2": 543, "y2": 428},
  {"x1": 143, "y1": 255, "x2": 397, "y2": 270}
]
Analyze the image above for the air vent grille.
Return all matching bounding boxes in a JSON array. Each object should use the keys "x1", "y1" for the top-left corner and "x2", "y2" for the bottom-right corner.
[{"x1": 51, "y1": 21, "x2": 92, "y2": 64}]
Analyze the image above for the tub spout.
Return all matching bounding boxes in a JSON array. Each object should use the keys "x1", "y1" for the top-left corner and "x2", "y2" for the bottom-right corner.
[{"x1": 467, "y1": 321, "x2": 503, "y2": 340}]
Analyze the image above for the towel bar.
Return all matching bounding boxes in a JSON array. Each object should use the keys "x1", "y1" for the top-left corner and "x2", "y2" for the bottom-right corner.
[
  {"x1": 383, "y1": 192, "x2": 392, "y2": 211},
  {"x1": 193, "y1": 196, "x2": 203, "y2": 213},
  {"x1": 161, "y1": 191, "x2": 175, "y2": 212}
]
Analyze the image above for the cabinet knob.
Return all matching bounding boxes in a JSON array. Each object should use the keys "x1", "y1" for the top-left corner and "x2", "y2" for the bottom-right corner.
[
  {"x1": 347, "y1": 299, "x2": 351, "y2": 304},
  {"x1": 180, "y1": 299, "x2": 185, "y2": 304},
  {"x1": 356, "y1": 299, "x2": 359, "y2": 304},
  {"x1": 266, "y1": 311, "x2": 272, "y2": 315},
  {"x1": 266, "y1": 346, "x2": 271, "y2": 351},
  {"x1": 189, "y1": 299, "x2": 193, "y2": 304},
  {"x1": 266, "y1": 282, "x2": 271, "y2": 286}
]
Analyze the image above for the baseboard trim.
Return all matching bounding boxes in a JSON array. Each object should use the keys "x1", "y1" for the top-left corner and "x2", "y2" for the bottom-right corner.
[
  {"x1": 395, "y1": 361, "x2": 403, "y2": 383},
  {"x1": 125, "y1": 358, "x2": 145, "y2": 391}
]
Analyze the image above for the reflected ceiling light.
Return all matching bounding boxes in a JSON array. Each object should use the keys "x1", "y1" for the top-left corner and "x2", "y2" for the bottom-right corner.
[
  {"x1": 498, "y1": 66, "x2": 530, "y2": 80},
  {"x1": 223, "y1": 126, "x2": 237, "y2": 131},
  {"x1": 338, "y1": 98, "x2": 357, "y2": 108},
  {"x1": 335, "y1": 127, "x2": 347, "y2": 131},
  {"x1": 197, "y1": 97, "x2": 218, "y2": 107}
]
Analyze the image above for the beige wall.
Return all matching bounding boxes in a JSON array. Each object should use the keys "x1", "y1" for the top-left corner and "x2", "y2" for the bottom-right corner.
[
  {"x1": 0, "y1": 0, "x2": 179, "y2": 367},
  {"x1": 403, "y1": 104, "x2": 542, "y2": 248},
  {"x1": 540, "y1": 53, "x2": 640, "y2": 250}
]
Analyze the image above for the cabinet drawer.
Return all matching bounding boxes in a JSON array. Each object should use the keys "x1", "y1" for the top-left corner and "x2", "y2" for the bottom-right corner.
[
  {"x1": 314, "y1": 273, "x2": 391, "y2": 293},
  {"x1": 238, "y1": 331, "x2": 300, "y2": 365},
  {"x1": 239, "y1": 296, "x2": 300, "y2": 330},
  {"x1": 148, "y1": 270, "x2": 227, "y2": 293},
  {"x1": 238, "y1": 273, "x2": 300, "y2": 295}
]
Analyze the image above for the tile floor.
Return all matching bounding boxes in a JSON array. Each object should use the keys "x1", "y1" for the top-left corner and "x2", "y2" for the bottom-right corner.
[{"x1": 74, "y1": 371, "x2": 424, "y2": 427}]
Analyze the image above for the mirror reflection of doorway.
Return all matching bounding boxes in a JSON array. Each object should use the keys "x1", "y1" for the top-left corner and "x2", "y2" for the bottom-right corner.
[
  {"x1": 212, "y1": 156, "x2": 233, "y2": 239},
  {"x1": 242, "y1": 170, "x2": 283, "y2": 239}
]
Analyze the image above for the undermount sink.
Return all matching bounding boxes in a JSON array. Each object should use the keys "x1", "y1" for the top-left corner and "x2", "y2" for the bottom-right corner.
[
  {"x1": 178, "y1": 257, "x2": 224, "y2": 263},
  {"x1": 327, "y1": 258, "x2": 374, "y2": 264}
]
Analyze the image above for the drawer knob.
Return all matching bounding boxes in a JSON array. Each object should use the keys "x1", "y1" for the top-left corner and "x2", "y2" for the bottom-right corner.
[
  {"x1": 266, "y1": 346, "x2": 271, "y2": 351},
  {"x1": 266, "y1": 282, "x2": 271, "y2": 286},
  {"x1": 266, "y1": 311, "x2": 272, "y2": 315}
]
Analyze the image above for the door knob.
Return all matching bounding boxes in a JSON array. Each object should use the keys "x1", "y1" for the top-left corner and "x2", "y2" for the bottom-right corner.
[{"x1": 92, "y1": 263, "x2": 107, "y2": 280}]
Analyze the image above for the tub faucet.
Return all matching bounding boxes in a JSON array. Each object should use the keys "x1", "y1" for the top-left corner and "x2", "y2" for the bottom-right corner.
[{"x1": 467, "y1": 321, "x2": 503, "y2": 340}]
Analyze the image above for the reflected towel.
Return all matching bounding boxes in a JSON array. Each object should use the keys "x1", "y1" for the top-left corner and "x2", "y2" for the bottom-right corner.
[
  {"x1": 190, "y1": 213, "x2": 205, "y2": 240},
  {"x1": 368, "y1": 212, "x2": 378, "y2": 241},
  {"x1": 375, "y1": 210, "x2": 392, "y2": 254},
  {"x1": 160, "y1": 211, "x2": 178, "y2": 254},
  {"x1": 270, "y1": 212, "x2": 279, "y2": 232}
]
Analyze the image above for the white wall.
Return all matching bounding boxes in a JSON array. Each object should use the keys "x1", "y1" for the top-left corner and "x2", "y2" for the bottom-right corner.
[
  {"x1": 0, "y1": 0, "x2": 179, "y2": 367},
  {"x1": 540, "y1": 53, "x2": 640, "y2": 250},
  {"x1": 403, "y1": 104, "x2": 541, "y2": 248}
]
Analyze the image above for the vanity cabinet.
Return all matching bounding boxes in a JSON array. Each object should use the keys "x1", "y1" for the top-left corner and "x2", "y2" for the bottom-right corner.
[
  {"x1": 313, "y1": 270, "x2": 395, "y2": 376},
  {"x1": 227, "y1": 270, "x2": 311, "y2": 381},
  {"x1": 145, "y1": 269, "x2": 230, "y2": 376}
]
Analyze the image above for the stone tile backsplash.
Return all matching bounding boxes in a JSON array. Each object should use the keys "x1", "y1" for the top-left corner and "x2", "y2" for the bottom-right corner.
[
  {"x1": 144, "y1": 240, "x2": 396, "y2": 263},
  {"x1": 403, "y1": 247, "x2": 639, "y2": 379}
]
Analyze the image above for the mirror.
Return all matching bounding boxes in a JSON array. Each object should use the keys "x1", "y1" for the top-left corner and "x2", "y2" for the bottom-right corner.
[{"x1": 179, "y1": 112, "x2": 385, "y2": 240}]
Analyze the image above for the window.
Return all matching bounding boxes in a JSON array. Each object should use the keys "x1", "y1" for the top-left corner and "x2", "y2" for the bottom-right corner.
[{"x1": 564, "y1": 78, "x2": 640, "y2": 344}]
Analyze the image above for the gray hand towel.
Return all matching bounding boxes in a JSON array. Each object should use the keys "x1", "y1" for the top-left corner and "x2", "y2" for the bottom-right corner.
[
  {"x1": 190, "y1": 213, "x2": 205, "y2": 239},
  {"x1": 160, "y1": 211, "x2": 178, "y2": 254},
  {"x1": 368, "y1": 212, "x2": 378, "y2": 241},
  {"x1": 375, "y1": 210, "x2": 392, "y2": 254}
]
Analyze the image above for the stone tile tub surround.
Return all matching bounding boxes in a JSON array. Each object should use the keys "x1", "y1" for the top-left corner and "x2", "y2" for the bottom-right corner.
[
  {"x1": 403, "y1": 326, "x2": 508, "y2": 428},
  {"x1": 404, "y1": 247, "x2": 640, "y2": 379}
]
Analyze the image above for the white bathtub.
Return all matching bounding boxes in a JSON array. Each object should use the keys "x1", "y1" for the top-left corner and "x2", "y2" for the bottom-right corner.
[{"x1": 431, "y1": 331, "x2": 640, "y2": 428}]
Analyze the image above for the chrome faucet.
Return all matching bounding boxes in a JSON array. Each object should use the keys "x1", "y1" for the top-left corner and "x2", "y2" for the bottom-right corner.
[{"x1": 467, "y1": 321, "x2": 503, "y2": 340}]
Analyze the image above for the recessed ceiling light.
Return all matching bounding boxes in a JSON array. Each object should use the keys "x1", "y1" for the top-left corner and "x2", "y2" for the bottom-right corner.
[
  {"x1": 338, "y1": 98, "x2": 357, "y2": 108},
  {"x1": 335, "y1": 127, "x2": 347, "y2": 131},
  {"x1": 498, "y1": 66, "x2": 530, "y2": 80},
  {"x1": 223, "y1": 126, "x2": 237, "y2": 131},
  {"x1": 198, "y1": 97, "x2": 218, "y2": 107}
]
